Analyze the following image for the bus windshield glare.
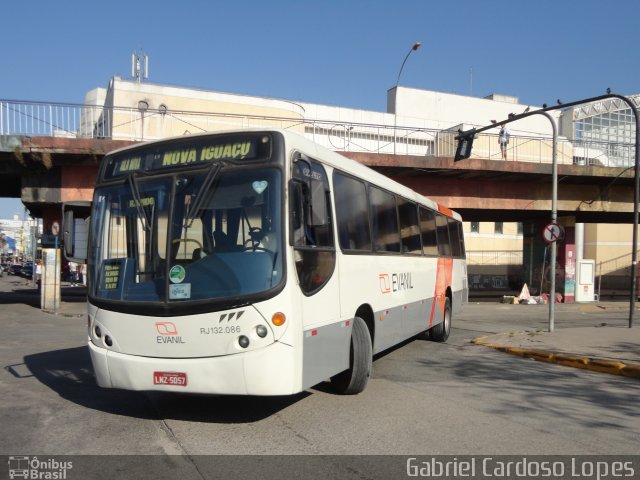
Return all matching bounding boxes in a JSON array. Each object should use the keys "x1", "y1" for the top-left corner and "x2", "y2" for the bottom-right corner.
[{"x1": 89, "y1": 167, "x2": 283, "y2": 306}]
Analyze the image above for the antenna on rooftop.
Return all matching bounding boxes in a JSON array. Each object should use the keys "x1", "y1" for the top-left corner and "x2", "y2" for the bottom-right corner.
[{"x1": 131, "y1": 50, "x2": 149, "y2": 84}]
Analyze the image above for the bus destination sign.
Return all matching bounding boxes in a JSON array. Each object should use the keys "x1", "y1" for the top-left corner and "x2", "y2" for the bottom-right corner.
[{"x1": 105, "y1": 138, "x2": 262, "y2": 179}]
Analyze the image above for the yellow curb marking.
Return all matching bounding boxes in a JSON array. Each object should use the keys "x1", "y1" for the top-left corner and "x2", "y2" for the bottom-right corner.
[{"x1": 472, "y1": 336, "x2": 640, "y2": 378}]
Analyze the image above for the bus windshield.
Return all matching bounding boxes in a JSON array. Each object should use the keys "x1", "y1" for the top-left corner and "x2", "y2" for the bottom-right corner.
[{"x1": 89, "y1": 167, "x2": 283, "y2": 307}]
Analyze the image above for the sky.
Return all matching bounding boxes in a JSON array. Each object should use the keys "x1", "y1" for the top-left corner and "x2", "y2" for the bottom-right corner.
[{"x1": 1, "y1": 0, "x2": 639, "y2": 218}]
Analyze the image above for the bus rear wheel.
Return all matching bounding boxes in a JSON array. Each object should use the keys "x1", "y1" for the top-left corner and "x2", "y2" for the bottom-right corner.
[
  {"x1": 330, "y1": 316, "x2": 372, "y2": 394},
  {"x1": 428, "y1": 297, "x2": 451, "y2": 342}
]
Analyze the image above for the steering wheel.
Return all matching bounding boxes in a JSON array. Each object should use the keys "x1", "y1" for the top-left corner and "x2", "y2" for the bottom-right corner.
[
  {"x1": 244, "y1": 227, "x2": 264, "y2": 250},
  {"x1": 249, "y1": 227, "x2": 263, "y2": 241},
  {"x1": 172, "y1": 238, "x2": 203, "y2": 249},
  {"x1": 172, "y1": 238, "x2": 203, "y2": 258}
]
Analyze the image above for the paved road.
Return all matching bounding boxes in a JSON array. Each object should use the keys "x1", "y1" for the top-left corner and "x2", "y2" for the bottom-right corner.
[{"x1": 1, "y1": 275, "x2": 638, "y2": 465}]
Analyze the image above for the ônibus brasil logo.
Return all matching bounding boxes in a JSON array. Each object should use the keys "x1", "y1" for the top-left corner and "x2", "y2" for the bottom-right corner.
[{"x1": 8, "y1": 456, "x2": 73, "y2": 479}]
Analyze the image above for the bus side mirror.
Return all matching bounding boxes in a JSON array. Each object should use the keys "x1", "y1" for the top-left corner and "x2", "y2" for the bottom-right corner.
[{"x1": 62, "y1": 201, "x2": 92, "y2": 263}]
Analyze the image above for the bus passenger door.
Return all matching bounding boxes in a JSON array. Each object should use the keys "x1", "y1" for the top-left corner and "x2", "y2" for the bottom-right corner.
[{"x1": 290, "y1": 157, "x2": 345, "y2": 388}]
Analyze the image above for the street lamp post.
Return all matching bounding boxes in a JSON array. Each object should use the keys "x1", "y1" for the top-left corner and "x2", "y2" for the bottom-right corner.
[
  {"x1": 534, "y1": 111, "x2": 558, "y2": 332},
  {"x1": 394, "y1": 42, "x2": 421, "y2": 155}
]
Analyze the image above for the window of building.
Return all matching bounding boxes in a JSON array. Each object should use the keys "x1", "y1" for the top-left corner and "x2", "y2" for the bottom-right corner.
[
  {"x1": 470, "y1": 221, "x2": 479, "y2": 233},
  {"x1": 494, "y1": 222, "x2": 503, "y2": 234}
]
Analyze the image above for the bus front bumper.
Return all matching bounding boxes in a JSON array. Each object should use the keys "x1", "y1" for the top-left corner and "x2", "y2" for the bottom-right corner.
[{"x1": 88, "y1": 341, "x2": 297, "y2": 396}]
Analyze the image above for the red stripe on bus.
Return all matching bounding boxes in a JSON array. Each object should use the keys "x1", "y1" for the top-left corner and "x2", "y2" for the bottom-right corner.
[
  {"x1": 429, "y1": 257, "x2": 454, "y2": 327},
  {"x1": 437, "y1": 204, "x2": 454, "y2": 217}
]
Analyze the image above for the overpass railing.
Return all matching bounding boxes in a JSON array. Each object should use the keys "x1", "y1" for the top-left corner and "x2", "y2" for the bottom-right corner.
[
  {"x1": 0, "y1": 99, "x2": 634, "y2": 167},
  {"x1": 466, "y1": 250, "x2": 523, "y2": 266}
]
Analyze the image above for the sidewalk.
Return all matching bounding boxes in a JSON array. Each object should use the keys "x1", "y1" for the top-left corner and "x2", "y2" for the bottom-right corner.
[
  {"x1": 2, "y1": 280, "x2": 88, "y2": 318},
  {"x1": 471, "y1": 302, "x2": 640, "y2": 378}
]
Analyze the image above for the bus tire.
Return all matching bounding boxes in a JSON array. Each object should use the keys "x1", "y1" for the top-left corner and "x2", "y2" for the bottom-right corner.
[
  {"x1": 429, "y1": 297, "x2": 451, "y2": 342},
  {"x1": 330, "y1": 316, "x2": 372, "y2": 395}
]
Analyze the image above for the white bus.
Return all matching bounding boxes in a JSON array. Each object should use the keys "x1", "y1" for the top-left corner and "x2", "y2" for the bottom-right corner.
[{"x1": 64, "y1": 129, "x2": 467, "y2": 395}]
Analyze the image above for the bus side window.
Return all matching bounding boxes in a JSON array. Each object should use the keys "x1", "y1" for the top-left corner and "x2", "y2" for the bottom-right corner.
[
  {"x1": 370, "y1": 186, "x2": 400, "y2": 253},
  {"x1": 291, "y1": 156, "x2": 336, "y2": 295},
  {"x1": 448, "y1": 217, "x2": 462, "y2": 258},
  {"x1": 398, "y1": 200, "x2": 422, "y2": 254},
  {"x1": 458, "y1": 221, "x2": 466, "y2": 257},
  {"x1": 419, "y1": 207, "x2": 438, "y2": 256},
  {"x1": 435, "y1": 214, "x2": 452, "y2": 257},
  {"x1": 333, "y1": 172, "x2": 371, "y2": 252}
]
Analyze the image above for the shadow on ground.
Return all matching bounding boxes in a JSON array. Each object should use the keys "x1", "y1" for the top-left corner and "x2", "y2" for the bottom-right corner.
[
  {"x1": 17, "y1": 346, "x2": 308, "y2": 423},
  {"x1": 0, "y1": 285, "x2": 87, "y2": 308}
]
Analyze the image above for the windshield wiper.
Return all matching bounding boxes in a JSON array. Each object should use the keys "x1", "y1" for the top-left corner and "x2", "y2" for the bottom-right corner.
[
  {"x1": 184, "y1": 162, "x2": 223, "y2": 228},
  {"x1": 128, "y1": 173, "x2": 151, "y2": 232}
]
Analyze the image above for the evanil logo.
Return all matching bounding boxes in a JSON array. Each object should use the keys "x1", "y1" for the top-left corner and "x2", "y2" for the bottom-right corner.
[
  {"x1": 379, "y1": 272, "x2": 414, "y2": 294},
  {"x1": 155, "y1": 322, "x2": 186, "y2": 344}
]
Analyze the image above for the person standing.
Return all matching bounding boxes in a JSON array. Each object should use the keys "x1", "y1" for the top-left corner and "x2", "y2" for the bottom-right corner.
[
  {"x1": 79, "y1": 263, "x2": 86, "y2": 285},
  {"x1": 35, "y1": 259, "x2": 42, "y2": 289},
  {"x1": 499, "y1": 124, "x2": 510, "y2": 160},
  {"x1": 69, "y1": 262, "x2": 77, "y2": 286}
]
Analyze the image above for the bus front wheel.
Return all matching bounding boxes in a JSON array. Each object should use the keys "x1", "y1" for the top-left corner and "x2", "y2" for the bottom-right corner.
[
  {"x1": 428, "y1": 297, "x2": 451, "y2": 342},
  {"x1": 330, "y1": 317, "x2": 372, "y2": 394}
]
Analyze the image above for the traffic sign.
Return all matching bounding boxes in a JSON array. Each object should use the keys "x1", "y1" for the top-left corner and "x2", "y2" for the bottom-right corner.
[{"x1": 542, "y1": 222, "x2": 564, "y2": 243}]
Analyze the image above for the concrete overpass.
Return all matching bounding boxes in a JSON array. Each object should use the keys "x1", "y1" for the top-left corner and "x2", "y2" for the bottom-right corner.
[{"x1": 0, "y1": 134, "x2": 635, "y2": 225}]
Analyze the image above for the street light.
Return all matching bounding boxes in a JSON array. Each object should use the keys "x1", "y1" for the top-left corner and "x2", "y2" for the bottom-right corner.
[
  {"x1": 394, "y1": 42, "x2": 421, "y2": 154},
  {"x1": 533, "y1": 111, "x2": 558, "y2": 332}
]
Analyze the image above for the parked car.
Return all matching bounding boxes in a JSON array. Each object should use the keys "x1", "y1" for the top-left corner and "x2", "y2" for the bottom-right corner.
[
  {"x1": 7, "y1": 264, "x2": 22, "y2": 276},
  {"x1": 21, "y1": 266, "x2": 33, "y2": 280}
]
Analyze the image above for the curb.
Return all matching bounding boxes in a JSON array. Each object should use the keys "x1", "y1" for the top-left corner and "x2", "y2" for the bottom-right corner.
[{"x1": 472, "y1": 335, "x2": 640, "y2": 378}]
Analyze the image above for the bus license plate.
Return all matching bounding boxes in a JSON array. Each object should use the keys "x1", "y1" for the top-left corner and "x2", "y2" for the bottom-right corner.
[{"x1": 153, "y1": 371, "x2": 188, "y2": 386}]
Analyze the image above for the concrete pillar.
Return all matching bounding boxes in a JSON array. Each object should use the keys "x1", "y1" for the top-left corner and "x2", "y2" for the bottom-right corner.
[
  {"x1": 575, "y1": 223, "x2": 584, "y2": 262},
  {"x1": 40, "y1": 208, "x2": 63, "y2": 312},
  {"x1": 40, "y1": 247, "x2": 61, "y2": 312},
  {"x1": 557, "y1": 227, "x2": 576, "y2": 303},
  {"x1": 522, "y1": 219, "x2": 577, "y2": 303},
  {"x1": 522, "y1": 220, "x2": 547, "y2": 295}
]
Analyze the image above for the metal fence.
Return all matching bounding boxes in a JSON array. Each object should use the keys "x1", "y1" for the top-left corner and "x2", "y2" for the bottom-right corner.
[
  {"x1": 466, "y1": 250, "x2": 523, "y2": 266},
  {"x1": 0, "y1": 99, "x2": 634, "y2": 167}
]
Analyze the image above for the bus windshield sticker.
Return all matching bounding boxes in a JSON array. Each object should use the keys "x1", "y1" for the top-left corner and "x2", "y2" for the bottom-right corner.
[
  {"x1": 170, "y1": 283, "x2": 191, "y2": 300},
  {"x1": 169, "y1": 265, "x2": 186, "y2": 284},
  {"x1": 101, "y1": 260, "x2": 122, "y2": 290},
  {"x1": 252, "y1": 180, "x2": 268, "y2": 194}
]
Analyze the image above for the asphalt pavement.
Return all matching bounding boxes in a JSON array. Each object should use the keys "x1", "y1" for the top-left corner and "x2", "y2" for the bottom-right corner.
[{"x1": 1, "y1": 274, "x2": 639, "y2": 378}]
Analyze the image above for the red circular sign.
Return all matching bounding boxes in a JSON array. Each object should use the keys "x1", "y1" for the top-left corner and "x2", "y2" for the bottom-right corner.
[{"x1": 542, "y1": 222, "x2": 563, "y2": 243}]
